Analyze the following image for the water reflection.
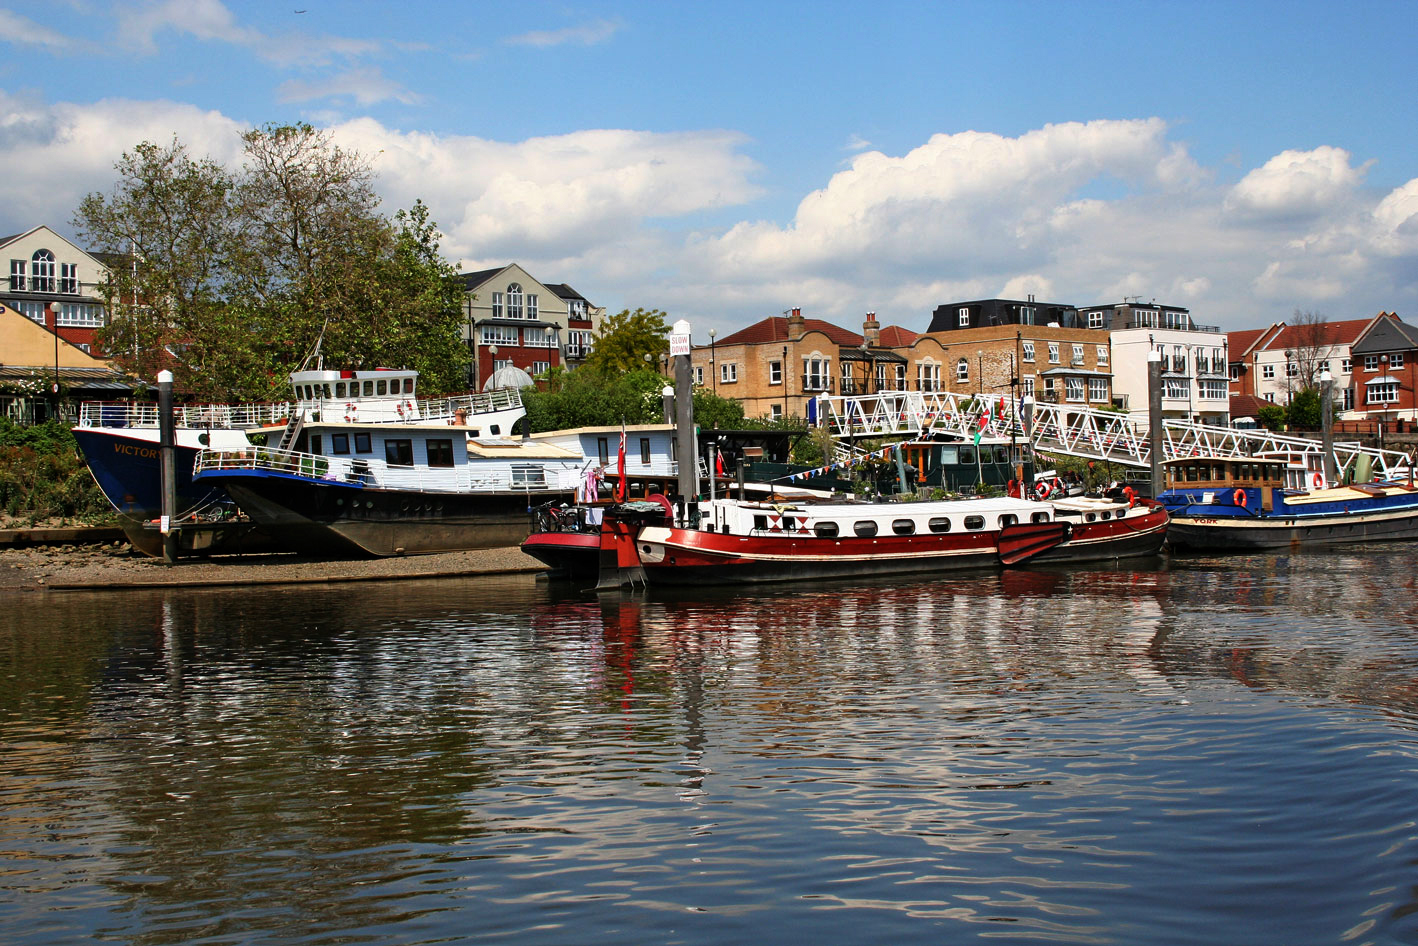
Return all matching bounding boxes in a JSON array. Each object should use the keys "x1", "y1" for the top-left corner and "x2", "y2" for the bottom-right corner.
[{"x1": 2, "y1": 552, "x2": 1418, "y2": 944}]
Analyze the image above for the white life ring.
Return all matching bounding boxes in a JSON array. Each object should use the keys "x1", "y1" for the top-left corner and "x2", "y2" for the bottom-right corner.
[
  {"x1": 1033, "y1": 480, "x2": 1053, "y2": 500},
  {"x1": 344, "y1": 401, "x2": 357, "y2": 423},
  {"x1": 1310, "y1": 471, "x2": 1324, "y2": 490}
]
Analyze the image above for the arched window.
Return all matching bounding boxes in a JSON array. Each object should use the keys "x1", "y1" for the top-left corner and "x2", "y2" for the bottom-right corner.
[
  {"x1": 30, "y1": 249, "x2": 55, "y2": 292},
  {"x1": 956, "y1": 358, "x2": 969, "y2": 384},
  {"x1": 506, "y1": 283, "x2": 524, "y2": 319}
]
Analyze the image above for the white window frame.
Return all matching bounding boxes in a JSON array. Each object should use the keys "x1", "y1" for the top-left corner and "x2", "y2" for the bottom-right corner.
[
  {"x1": 525, "y1": 293, "x2": 538, "y2": 321},
  {"x1": 491, "y1": 292, "x2": 503, "y2": 319},
  {"x1": 1022, "y1": 340, "x2": 1035, "y2": 362},
  {"x1": 29, "y1": 249, "x2": 54, "y2": 292},
  {"x1": 59, "y1": 262, "x2": 79, "y2": 294},
  {"x1": 769, "y1": 360, "x2": 783, "y2": 385},
  {"x1": 1065, "y1": 377, "x2": 1085, "y2": 402},
  {"x1": 721, "y1": 362, "x2": 737, "y2": 383},
  {"x1": 1341, "y1": 357, "x2": 1353, "y2": 373},
  {"x1": 56, "y1": 303, "x2": 104, "y2": 327},
  {"x1": 1096, "y1": 345, "x2": 1109, "y2": 366},
  {"x1": 1088, "y1": 309, "x2": 1105, "y2": 329},
  {"x1": 956, "y1": 358, "x2": 969, "y2": 383},
  {"x1": 9, "y1": 259, "x2": 24, "y2": 291},
  {"x1": 1368, "y1": 381, "x2": 1400, "y2": 404},
  {"x1": 1071, "y1": 344, "x2": 1084, "y2": 365},
  {"x1": 1048, "y1": 343, "x2": 1060, "y2": 364},
  {"x1": 480, "y1": 324, "x2": 518, "y2": 345},
  {"x1": 693, "y1": 365, "x2": 704, "y2": 385},
  {"x1": 1021, "y1": 376, "x2": 1035, "y2": 397},
  {"x1": 1365, "y1": 354, "x2": 1379, "y2": 371},
  {"x1": 1392, "y1": 353, "x2": 1405, "y2": 370},
  {"x1": 1088, "y1": 377, "x2": 1108, "y2": 402},
  {"x1": 958, "y1": 307, "x2": 969, "y2": 327},
  {"x1": 1262, "y1": 364, "x2": 1275, "y2": 380},
  {"x1": 531, "y1": 360, "x2": 550, "y2": 376}
]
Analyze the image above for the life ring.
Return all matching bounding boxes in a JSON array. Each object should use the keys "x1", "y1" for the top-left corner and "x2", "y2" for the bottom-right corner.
[
  {"x1": 1310, "y1": 471, "x2": 1324, "y2": 490},
  {"x1": 344, "y1": 401, "x2": 357, "y2": 423},
  {"x1": 1233, "y1": 488, "x2": 1247, "y2": 507},
  {"x1": 1034, "y1": 480, "x2": 1053, "y2": 500}
]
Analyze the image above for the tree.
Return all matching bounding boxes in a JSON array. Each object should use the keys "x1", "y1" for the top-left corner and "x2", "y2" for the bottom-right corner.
[
  {"x1": 73, "y1": 137, "x2": 235, "y2": 386},
  {"x1": 74, "y1": 126, "x2": 470, "y2": 400},
  {"x1": 1286, "y1": 387, "x2": 1323, "y2": 429},
  {"x1": 1288, "y1": 309, "x2": 1335, "y2": 393},
  {"x1": 581, "y1": 308, "x2": 671, "y2": 376},
  {"x1": 1257, "y1": 403, "x2": 1286, "y2": 431}
]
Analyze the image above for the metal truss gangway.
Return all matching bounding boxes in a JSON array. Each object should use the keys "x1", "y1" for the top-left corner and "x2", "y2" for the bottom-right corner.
[{"x1": 817, "y1": 391, "x2": 1413, "y2": 480}]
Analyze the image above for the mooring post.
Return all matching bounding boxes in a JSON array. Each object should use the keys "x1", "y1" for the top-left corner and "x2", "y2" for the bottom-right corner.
[
  {"x1": 1148, "y1": 350, "x2": 1163, "y2": 498},
  {"x1": 158, "y1": 369, "x2": 179, "y2": 564},
  {"x1": 1321, "y1": 369, "x2": 1337, "y2": 485}
]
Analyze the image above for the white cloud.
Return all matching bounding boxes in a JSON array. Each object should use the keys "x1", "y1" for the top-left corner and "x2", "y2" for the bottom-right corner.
[
  {"x1": 114, "y1": 0, "x2": 383, "y2": 68},
  {"x1": 505, "y1": 19, "x2": 622, "y2": 47},
  {"x1": 1224, "y1": 146, "x2": 1372, "y2": 221},
  {"x1": 278, "y1": 68, "x2": 421, "y2": 107},
  {"x1": 0, "y1": 9, "x2": 77, "y2": 51},
  {"x1": 0, "y1": 95, "x2": 1414, "y2": 335}
]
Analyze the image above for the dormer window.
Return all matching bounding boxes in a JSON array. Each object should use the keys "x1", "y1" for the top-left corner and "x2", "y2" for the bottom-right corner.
[
  {"x1": 958, "y1": 307, "x2": 970, "y2": 327},
  {"x1": 506, "y1": 283, "x2": 524, "y2": 319}
]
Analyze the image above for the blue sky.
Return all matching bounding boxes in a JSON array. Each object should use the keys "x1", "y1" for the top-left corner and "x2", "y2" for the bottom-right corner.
[{"x1": 3, "y1": 0, "x2": 1417, "y2": 337}]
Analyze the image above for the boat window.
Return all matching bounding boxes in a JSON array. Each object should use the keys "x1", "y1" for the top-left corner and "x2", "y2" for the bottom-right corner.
[
  {"x1": 959, "y1": 446, "x2": 976, "y2": 465},
  {"x1": 703, "y1": 523, "x2": 715, "y2": 533},
  {"x1": 597, "y1": 437, "x2": 609, "y2": 464},
  {"x1": 385, "y1": 439, "x2": 414, "y2": 466},
  {"x1": 404, "y1": 378, "x2": 414, "y2": 394},
  {"x1": 1031, "y1": 511, "x2": 1050, "y2": 523},
  {"x1": 354, "y1": 433, "x2": 372, "y2": 453},
  {"x1": 377, "y1": 380, "x2": 388, "y2": 396},
  {"x1": 363, "y1": 380, "x2": 374, "y2": 396},
  {"x1": 1098, "y1": 510, "x2": 1110, "y2": 520},
  {"x1": 939, "y1": 445, "x2": 959, "y2": 465},
  {"x1": 1085, "y1": 513, "x2": 1097, "y2": 522},
  {"x1": 640, "y1": 438, "x2": 651, "y2": 464},
  {"x1": 994, "y1": 447, "x2": 1009, "y2": 463},
  {"x1": 427, "y1": 438, "x2": 454, "y2": 468},
  {"x1": 814, "y1": 522, "x2": 839, "y2": 538},
  {"x1": 324, "y1": 384, "x2": 333, "y2": 398},
  {"x1": 892, "y1": 518, "x2": 915, "y2": 535},
  {"x1": 853, "y1": 520, "x2": 878, "y2": 537},
  {"x1": 782, "y1": 516, "x2": 796, "y2": 531},
  {"x1": 928, "y1": 517, "x2": 951, "y2": 533},
  {"x1": 331, "y1": 433, "x2": 350, "y2": 455},
  {"x1": 1000, "y1": 514, "x2": 1017, "y2": 526},
  {"x1": 754, "y1": 514, "x2": 768, "y2": 531},
  {"x1": 964, "y1": 515, "x2": 986, "y2": 530},
  {"x1": 511, "y1": 464, "x2": 547, "y2": 487},
  {"x1": 490, "y1": 425, "x2": 501, "y2": 436},
  {"x1": 336, "y1": 382, "x2": 346, "y2": 398},
  {"x1": 309, "y1": 434, "x2": 322, "y2": 455}
]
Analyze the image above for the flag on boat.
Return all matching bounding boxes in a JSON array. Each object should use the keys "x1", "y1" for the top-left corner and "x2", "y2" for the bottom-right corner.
[
  {"x1": 974, "y1": 398, "x2": 992, "y2": 445},
  {"x1": 616, "y1": 421, "x2": 627, "y2": 502}
]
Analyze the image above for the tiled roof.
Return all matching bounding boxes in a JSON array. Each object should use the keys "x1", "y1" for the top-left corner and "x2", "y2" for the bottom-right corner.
[
  {"x1": 1229, "y1": 394, "x2": 1271, "y2": 418},
  {"x1": 1227, "y1": 326, "x2": 1277, "y2": 359},
  {"x1": 455, "y1": 267, "x2": 506, "y2": 289},
  {"x1": 1264, "y1": 317, "x2": 1373, "y2": 349},
  {"x1": 876, "y1": 325, "x2": 919, "y2": 347},
  {"x1": 717, "y1": 316, "x2": 863, "y2": 347}
]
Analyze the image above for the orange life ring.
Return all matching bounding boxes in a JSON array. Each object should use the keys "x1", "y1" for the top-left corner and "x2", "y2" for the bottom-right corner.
[
  {"x1": 1310, "y1": 471, "x2": 1324, "y2": 490},
  {"x1": 1233, "y1": 488, "x2": 1247, "y2": 507}
]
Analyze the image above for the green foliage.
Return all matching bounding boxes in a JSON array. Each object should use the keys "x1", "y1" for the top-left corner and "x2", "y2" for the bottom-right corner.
[
  {"x1": 0, "y1": 420, "x2": 111, "y2": 524},
  {"x1": 74, "y1": 125, "x2": 469, "y2": 400},
  {"x1": 1256, "y1": 403, "x2": 1286, "y2": 431},
  {"x1": 1286, "y1": 388, "x2": 1322, "y2": 429},
  {"x1": 580, "y1": 308, "x2": 671, "y2": 376}
]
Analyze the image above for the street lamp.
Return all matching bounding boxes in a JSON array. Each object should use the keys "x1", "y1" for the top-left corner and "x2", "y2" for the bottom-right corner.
[
  {"x1": 48, "y1": 301, "x2": 61, "y2": 420},
  {"x1": 709, "y1": 327, "x2": 716, "y2": 394},
  {"x1": 976, "y1": 349, "x2": 984, "y2": 399}
]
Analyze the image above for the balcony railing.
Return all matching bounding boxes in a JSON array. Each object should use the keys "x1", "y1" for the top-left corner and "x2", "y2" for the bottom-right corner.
[{"x1": 800, "y1": 374, "x2": 833, "y2": 393}]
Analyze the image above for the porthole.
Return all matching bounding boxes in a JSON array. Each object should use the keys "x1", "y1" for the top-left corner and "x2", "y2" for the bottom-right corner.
[
  {"x1": 963, "y1": 515, "x2": 985, "y2": 531},
  {"x1": 854, "y1": 520, "x2": 878, "y2": 537},
  {"x1": 1031, "y1": 511, "x2": 1050, "y2": 523},
  {"x1": 814, "y1": 522, "x2": 839, "y2": 538},
  {"x1": 892, "y1": 518, "x2": 915, "y2": 536},
  {"x1": 1085, "y1": 513, "x2": 1097, "y2": 522},
  {"x1": 928, "y1": 517, "x2": 951, "y2": 533},
  {"x1": 1000, "y1": 514, "x2": 1017, "y2": 527}
]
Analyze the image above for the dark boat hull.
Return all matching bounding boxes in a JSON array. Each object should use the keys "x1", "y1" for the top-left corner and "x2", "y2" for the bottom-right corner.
[
  {"x1": 72, "y1": 427, "x2": 223, "y2": 521},
  {"x1": 1167, "y1": 506, "x2": 1418, "y2": 551},
  {"x1": 216, "y1": 471, "x2": 574, "y2": 557},
  {"x1": 520, "y1": 531, "x2": 602, "y2": 578}
]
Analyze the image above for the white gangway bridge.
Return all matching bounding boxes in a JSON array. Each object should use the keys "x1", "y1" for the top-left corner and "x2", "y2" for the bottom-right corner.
[{"x1": 816, "y1": 391, "x2": 1413, "y2": 480}]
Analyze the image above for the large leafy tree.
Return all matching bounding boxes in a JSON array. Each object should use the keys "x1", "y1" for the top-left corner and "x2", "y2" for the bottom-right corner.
[
  {"x1": 74, "y1": 124, "x2": 468, "y2": 400},
  {"x1": 581, "y1": 307, "x2": 671, "y2": 375}
]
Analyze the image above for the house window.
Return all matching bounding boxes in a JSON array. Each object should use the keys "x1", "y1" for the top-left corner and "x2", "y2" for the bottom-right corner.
[
  {"x1": 1365, "y1": 355, "x2": 1379, "y2": 371},
  {"x1": 506, "y1": 283, "x2": 524, "y2": 319},
  {"x1": 1022, "y1": 341, "x2": 1035, "y2": 362},
  {"x1": 1262, "y1": 364, "x2": 1275, "y2": 380},
  {"x1": 427, "y1": 439, "x2": 455, "y2": 468},
  {"x1": 1368, "y1": 381, "x2": 1400, "y2": 404},
  {"x1": 804, "y1": 358, "x2": 830, "y2": 391},
  {"x1": 492, "y1": 359, "x2": 513, "y2": 372},
  {"x1": 917, "y1": 361, "x2": 940, "y2": 392},
  {"x1": 385, "y1": 439, "x2": 414, "y2": 466},
  {"x1": 770, "y1": 360, "x2": 783, "y2": 385},
  {"x1": 56, "y1": 303, "x2": 105, "y2": 327},
  {"x1": 532, "y1": 361, "x2": 550, "y2": 376},
  {"x1": 958, "y1": 307, "x2": 970, "y2": 327},
  {"x1": 480, "y1": 324, "x2": 518, "y2": 345},
  {"x1": 491, "y1": 292, "x2": 503, "y2": 318},
  {"x1": 1343, "y1": 388, "x2": 1354, "y2": 410},
  {"x1": 29, "y1": 249, "x2": 54, "y2": 292},
  {"x1": 1088, "y1": 309, "x2": 1105, "y2": 329},
  {"x1": 1071, "y1": 344, "x2": 1084, "y2": 365},
  {"x1": 770, "y1": 404, "x2": 783, "y2": 421},
  {"x1": 640, "y1": 438, "x2": 651, "y2": 464},
  {"x1": 9, "y1": 259, "x2": 23, "y2": 291},
  {"x1": 526, "y1": 294, "x2": 538, "y2": 320},
  {"x1": 331, "y1": 433, "x2": 350, "y2": 454},
  {"x1": 1096, "y1": 345, "x2": 1109, "y2": 366},
  {"x1": 1044, "y1": 378, "x2": 1055, "y2": 399},
  {"x1": 1173, "y1": 347, "x2": 1188, "y2": 374},
  {"x1": 1164, "y1": 379, "x2": 1189, "y2": 399},
  {"x1": 1020, "y1": 306, "x2": 1035, "y2": 325},
  {"x1": 524, "y1": 329, "x2": 555, "y2": 348},
  {"x1": 59, "y1": 262, "x2": 78, "y2": 294},
  {"x1": 1229, "y1": 366, "x2": 1240, "y2": 382},
  {"x1": 1287, "y1": 361, "x2": 1298, "y2": 378},
  {"x1": 1392, "y1": 354, "x2": 1405, "y2": 370},
  {"x1": 1021, "y1": 376, "x2": 1035, "y2": 397},
  {"x1": 1066, "y1": 377, "x2": 1085, "y2": 402},
  {"x1": 1088, "y1": 378, "x2": 1108, "y2": 402},
  {"x1": 693, "y1": 365, "x2": 704, "y2": 385},
  {"x1": 1342, "y1": 357, "x2": 1352, "y2": 373},
  {"x1": 1048, "y1": 343, "x2": 1060, "y2": 364},
  {"x1": 721, "y1": 363, "x2": 737, "y2": 383},
  {"x1": 1199, "y1": 380, "x2": 1228, "y2": 400},
  {"x1": 956, "y1": 358, "x2": 969, "y2": 383}
]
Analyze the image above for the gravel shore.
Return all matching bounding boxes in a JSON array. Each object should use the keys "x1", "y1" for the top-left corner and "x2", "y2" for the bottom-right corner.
[{"x1": 0, "y1": 541, "x2": 547, "y2": 592}]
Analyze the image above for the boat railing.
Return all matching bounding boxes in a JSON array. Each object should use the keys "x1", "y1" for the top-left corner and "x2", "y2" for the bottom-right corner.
[
  {"x1": 78, "y1": 401, "x2": 291, "y2": 430},
  {"x1": 298, "y1": 387, "x2": 524, "y2": 425},
  {"x1": 194, "y1": 444, "x2": 574, "y2": 494}
]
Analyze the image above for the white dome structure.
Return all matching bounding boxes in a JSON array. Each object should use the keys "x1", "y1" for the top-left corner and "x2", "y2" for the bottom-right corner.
[{"x1": 482, "y1": 365, "x2": 534, "y2": 392}]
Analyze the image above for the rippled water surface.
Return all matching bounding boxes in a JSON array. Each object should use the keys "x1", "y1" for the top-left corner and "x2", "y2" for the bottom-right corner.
[{"x1": 4, "y1": 548, "x2": 1418, "y2": 944}]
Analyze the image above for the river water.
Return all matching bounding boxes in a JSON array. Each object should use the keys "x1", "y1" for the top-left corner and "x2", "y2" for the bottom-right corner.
[{"x1": 3, "y1": 547, "x2": 1418, "y2": 945}]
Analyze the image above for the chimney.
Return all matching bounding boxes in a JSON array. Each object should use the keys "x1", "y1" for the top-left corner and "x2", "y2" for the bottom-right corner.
[
  {"x1": 787, "y1": 306, "x2": 804, "y2": 336},
  {"x1": 863, "y1": 310, "x2": 880, "y2": 346}
]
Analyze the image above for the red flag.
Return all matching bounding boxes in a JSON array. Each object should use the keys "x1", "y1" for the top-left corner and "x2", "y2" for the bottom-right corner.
[
  {"x1": 715, "y1": 450, "x2": 726, "y2": 478},
  {"x1": 616, "y1": 423, "x2": 627, "y2": 501}
]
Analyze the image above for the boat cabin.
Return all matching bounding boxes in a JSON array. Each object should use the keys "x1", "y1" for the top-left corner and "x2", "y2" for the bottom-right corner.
[
  {"x1": 695, "y1": 496, "x2": 1054, "y2": 538},
  {"x1": 1162, "y1": 456, "x2": 1305, "y2": 512}
]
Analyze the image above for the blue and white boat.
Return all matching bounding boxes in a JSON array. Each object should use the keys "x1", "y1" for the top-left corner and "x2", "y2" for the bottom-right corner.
[
  {"x1": 1159, "y1": 455, "x2": 1418, "y2": 551},
  {"x1": 191, "y1": 369, "x2": 579, "y2": 557}
]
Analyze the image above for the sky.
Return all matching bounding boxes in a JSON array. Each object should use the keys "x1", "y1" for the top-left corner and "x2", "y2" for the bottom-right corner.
[{"x1": 3, "y1": 0, "x2": 1417, "y2": 339}]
